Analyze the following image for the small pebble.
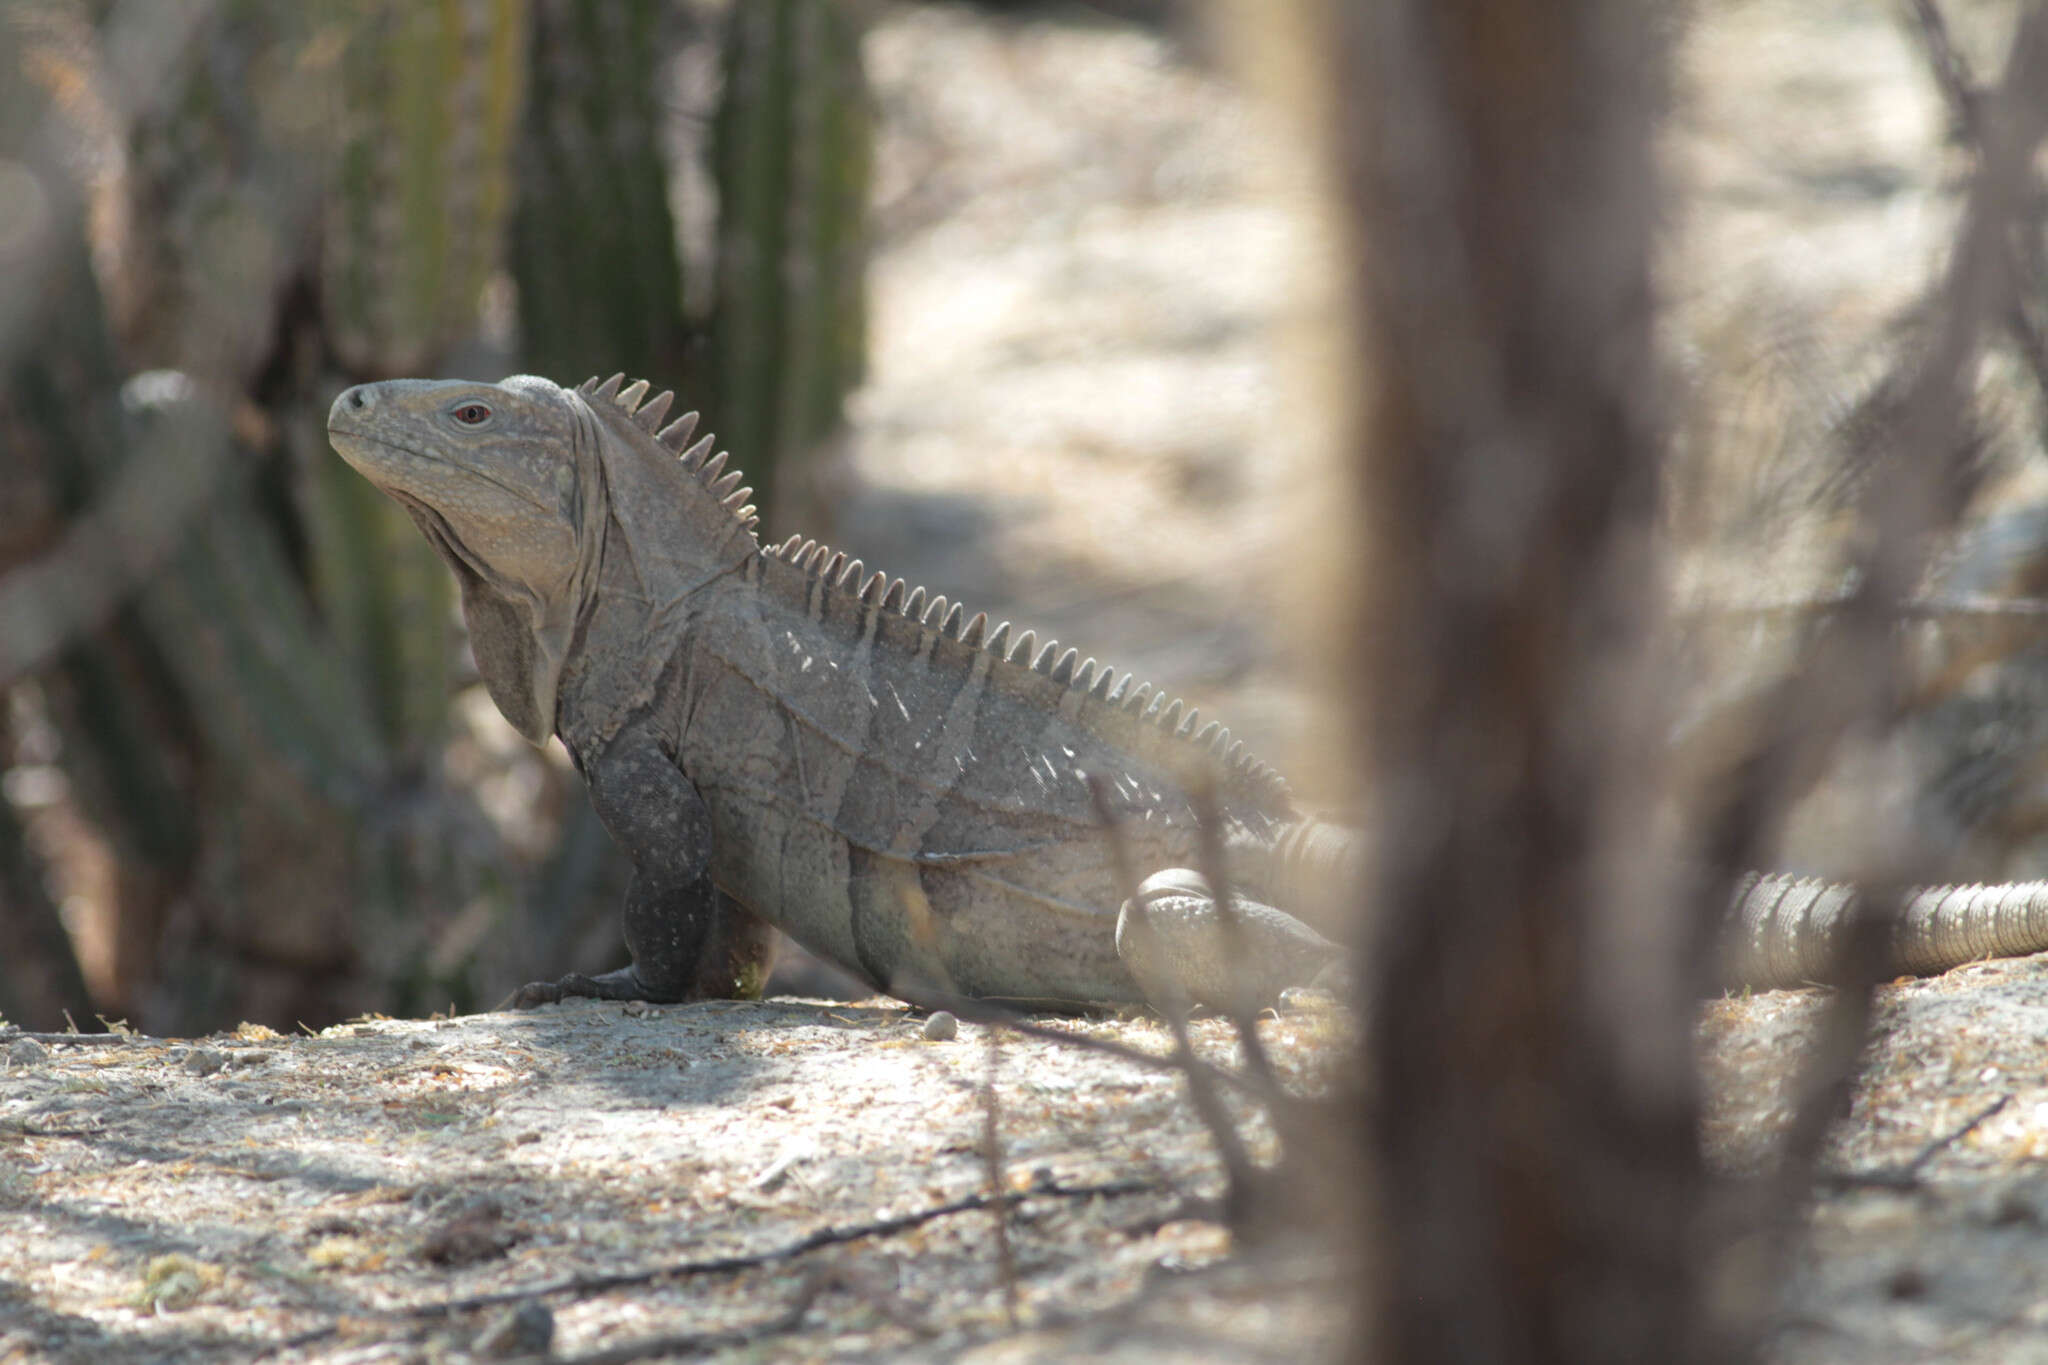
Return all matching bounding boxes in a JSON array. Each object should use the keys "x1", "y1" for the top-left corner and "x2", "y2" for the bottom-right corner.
[
  {"x1": 418, "y1": 1196, "x2": 511, "y2": 1266},
  {"x1": 7, "y1": 1038, "x2": 51, "y2": 1068},
  {"x1": 474, "y1": 1302, "x2": 554, "y2": 1358},
  {"x1": 1885, "y1": 1265, "x2": 1929, "y2": 1301},
  {"x1": 921, "y1": 1011, "x2": 959, "y2": 1042},
  {"x1": 179, "y1": 1047, "x2": 228, "y2": 1076}
]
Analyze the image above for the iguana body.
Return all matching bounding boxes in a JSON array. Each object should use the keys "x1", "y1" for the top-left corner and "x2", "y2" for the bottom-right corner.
[{"x1": 328, "y1": 373, "x2": 2048, "y2": 1009}]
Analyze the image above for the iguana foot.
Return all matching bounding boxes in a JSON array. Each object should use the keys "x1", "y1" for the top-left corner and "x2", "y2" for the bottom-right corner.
[
  {"x1": 497, "y1": 967, "x2": 681, "y2": 1011},
  {"x1": 1116, "y1": 869, "x2": 1342, "y2": 1014}
]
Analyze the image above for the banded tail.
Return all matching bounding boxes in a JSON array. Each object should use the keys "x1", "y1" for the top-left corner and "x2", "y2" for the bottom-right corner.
[{"x1": 1725, "y1": 874, "x2": 2048, "y2": 989}]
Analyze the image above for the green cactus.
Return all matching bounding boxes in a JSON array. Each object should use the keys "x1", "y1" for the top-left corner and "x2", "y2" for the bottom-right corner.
[
  {"x1": 511, "y1": 0, "x2": 691, "y2": 387},
  {"x1": 0, "y1": 3, "x2": 544, "y2": 1032},
  {"x1": 3, "y1": 0, "x2": 875, "y2": 1030},
  {"x1": 324, "y1": 0, "x2": 532, "y2": 375},
  {"x1": 712, "y1": 0, "x2": 871, "y2": 527}
]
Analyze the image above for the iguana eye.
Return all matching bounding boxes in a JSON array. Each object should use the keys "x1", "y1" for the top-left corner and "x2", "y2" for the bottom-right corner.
[{"x1": 452, "y1": 402, "x2": 492, "y2": 426}]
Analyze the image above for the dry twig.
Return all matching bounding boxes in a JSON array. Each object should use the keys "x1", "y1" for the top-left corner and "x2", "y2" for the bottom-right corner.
[
  {"x1": 399, "y1": 1175, "x2": 1160, "y2": 1322},
  {"x1": 1769, "y1": 1, "x2": 2048, "y2": 1206},
  {"x1": 1187, "y1": 778, "x2": 1284, "y2": 1103},
  {"x1": 1818, "y1": 1093, "x2": 2011, "y2": 1190},
  {"x1": 1087, "y1": 773, "x2": 1260, "y2": 1228},
  {"x1": 981, "y1": 1021, "x2": 1022, "y2": 1327},
  {"x1": 1902, "y1": 0, "x2": 2048, "y2": 401}
]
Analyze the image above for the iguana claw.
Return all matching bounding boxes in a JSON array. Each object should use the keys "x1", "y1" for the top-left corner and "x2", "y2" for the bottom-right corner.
[{"x1": 497, "y1": 967, "x2": 676, "y2": 1011}]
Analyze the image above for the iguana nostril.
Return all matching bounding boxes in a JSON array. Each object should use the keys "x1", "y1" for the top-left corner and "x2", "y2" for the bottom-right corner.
[{"x1": 329, "y1": 385, "x2": 374, "y2": 429}]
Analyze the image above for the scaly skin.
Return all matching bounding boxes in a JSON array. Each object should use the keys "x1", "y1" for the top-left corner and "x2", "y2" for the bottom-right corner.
[
  {"x1": 328, "y1": 372, "x2": 2048, "y2": 1009},
  {"x1": 328, "y1": 373, "x2": 1349, "y2": 1010}
]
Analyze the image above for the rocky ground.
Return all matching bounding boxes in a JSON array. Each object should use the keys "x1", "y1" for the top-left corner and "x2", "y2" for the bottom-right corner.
[
  {"x1": 0, "y1": 1001, "x2": 1346, "y2": 1363},
  {"x1": 1706, "y1": 961, "x2": 2048, "y2": 1364}
]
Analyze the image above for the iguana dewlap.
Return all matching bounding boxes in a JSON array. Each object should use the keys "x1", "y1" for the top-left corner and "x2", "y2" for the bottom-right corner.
[{"x1": 328, "y1": 373, "x2": 2048, "y2": 1009}]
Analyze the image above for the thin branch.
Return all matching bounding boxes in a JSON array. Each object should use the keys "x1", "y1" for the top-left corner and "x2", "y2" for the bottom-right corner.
[
  {"x1": 1187, "y1": 778, "x2": 1283, "y2": 1102},
  {"x1": 1817, "y1": 1092, "x2": 2010, "y2": 1190},
  {"x1": 1902, "y1": 0, "x2": 2048, "y2": 400},
  {"x1": 553, "y1": 1279, "x2": 820, "y2": 1365},
  {"x1": 0, "y1": 1, "x2": 217, "y2": 378},
  {"x1": 1766, "y1": 0, "x2": 2048, "y2": 1224},
  {"x1": 1677, "y1": 592, "x2": 2048, "y2": 623},
  {"x1": 1087, "y1": 774, "x2": 1259, "y2": 1228},
  {"x1": 409, "y1": 1175, "x2": 1162, "y2": 1320},
  {"x1": 1905, "y1": 0, "x2": 1982, "y2": 140},
  {"x1": 0, "y1": 387, "x2": 233, "y2": 687},
  {"x1": 889, "y1": 984, "x2": 1290, "y2": 1106},
  {"x1": 981, "y1": 1022, "x2": 1021, "y2": 1328}
]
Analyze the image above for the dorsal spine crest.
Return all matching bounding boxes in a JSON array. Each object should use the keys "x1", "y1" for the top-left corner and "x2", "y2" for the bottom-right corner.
[
  {"x1": 635, "y1": 390, "x2": 673, "y2": 430},
  {"x1": 583, "y1": 373, "x2": 1289, "y2": 802},
  {"x1": 656, "y1": 412, "x2": 700, "y2": 450}
]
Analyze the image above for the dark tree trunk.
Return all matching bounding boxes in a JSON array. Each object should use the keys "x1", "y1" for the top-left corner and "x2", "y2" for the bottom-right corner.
[{"x1": 1322, "y1": 5, "x2": 1727, "y2": 1361}]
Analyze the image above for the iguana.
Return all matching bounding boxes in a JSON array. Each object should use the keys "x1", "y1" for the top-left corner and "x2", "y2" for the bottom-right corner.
[{"x1": 327, "y1": 373, "x2": 2048, "y2": 1010}]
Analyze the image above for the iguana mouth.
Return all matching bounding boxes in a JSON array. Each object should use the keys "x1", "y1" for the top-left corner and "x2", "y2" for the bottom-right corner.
[{"x1": 336, "y1": 430, "x2": 557, "y2": 513}]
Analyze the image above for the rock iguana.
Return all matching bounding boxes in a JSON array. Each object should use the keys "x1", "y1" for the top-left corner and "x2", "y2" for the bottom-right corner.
[{"x1": 327, "y1": 373, "x2": 2048, "y2": 1009}]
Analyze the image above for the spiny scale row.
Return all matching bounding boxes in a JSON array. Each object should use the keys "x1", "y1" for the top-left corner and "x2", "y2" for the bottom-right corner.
[
  {"x1": 580, "y1": 374, "x2": 1283, "y2": 792},
  {"x1": 767, "y1": 529, "x2": 1275, "y2": 776},
  {"x1": 578, "y1": 373, "x2": 759, "y2": 529}
]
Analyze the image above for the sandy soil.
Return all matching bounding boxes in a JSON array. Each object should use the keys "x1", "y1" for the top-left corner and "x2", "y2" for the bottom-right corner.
[{"x1": 0, "y1": 1001, "x2": 1345, "y2": 1363}]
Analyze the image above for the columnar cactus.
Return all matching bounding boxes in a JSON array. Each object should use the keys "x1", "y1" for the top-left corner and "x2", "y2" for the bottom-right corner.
[
  {"x1": 324, "y1": 0, "x2": 531, "y2": 375},
  {"x1": 512, "y1": 0, "x2": 691, "y2": 386},
  {"x1": 713, "y1": 0, "x2": 871, "y2": 526}
]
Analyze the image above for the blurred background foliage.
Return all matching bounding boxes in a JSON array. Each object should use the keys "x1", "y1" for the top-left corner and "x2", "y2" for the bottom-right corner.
[{"x1": 0, "y1": 0, "x2": 871, "y2": 1033}]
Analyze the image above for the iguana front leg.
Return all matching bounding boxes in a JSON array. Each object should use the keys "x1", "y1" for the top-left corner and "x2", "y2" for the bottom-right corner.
[{"x1": 500, "y1": 731, "x2": 775, "y2": 1009}]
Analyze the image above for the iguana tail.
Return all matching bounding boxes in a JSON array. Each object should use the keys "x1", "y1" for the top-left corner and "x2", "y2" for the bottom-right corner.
[
  {"x1": 1131, "y1": 822, "x2": 2048, "y2": 1004},
  {"x1": 1725, "y1": 873, "x2": 2048, "y2": 989}
]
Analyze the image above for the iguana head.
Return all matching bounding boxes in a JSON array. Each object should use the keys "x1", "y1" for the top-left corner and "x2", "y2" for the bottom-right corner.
[
  {"x1": 328, "y1": 375, "x2": 603, "y2": 743},
  {"x1": 329, "y1": 373, "x2": 755, "y2": 745}
]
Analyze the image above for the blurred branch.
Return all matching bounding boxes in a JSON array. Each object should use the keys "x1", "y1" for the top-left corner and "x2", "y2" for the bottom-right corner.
[
  {"x1": 0, "y1": 0, "x2": 213, "y2": 379},
  {"x1": 979, "y1": 1022, "x2": 1021, "y2": 1328},
  {"x1": 1678, "y1": 591, "x2": 2048, "y2": 623},
  {"x1": 1331, "y1": 1, "x2": 1712, "y2": 1359},
  {"x1": 889, "y1": 981, "x2": 1283, "y2": 1103},
  {"x1": 1760, "y1": 0, "x2": 2048, "y2": 1213},
  {"x1": 1086, "y1": 774, "x2": 1259, "y2": 1228},
  {"x1": 0, "y1": 376, "x2": 230, "y2": 687},
  {"x1": 1900, "y1": 0, "x2": 2048, "y2": 401},
  {"x1": 1904, "y1": 0, "x2": 1982, "y2": 140},
  {"x1": 1187, "y1": 779, "x2": 1283, "y2": 1102},
  {"x1": 0, "y1": 782, "x2": 93, "y2": 1031}
]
